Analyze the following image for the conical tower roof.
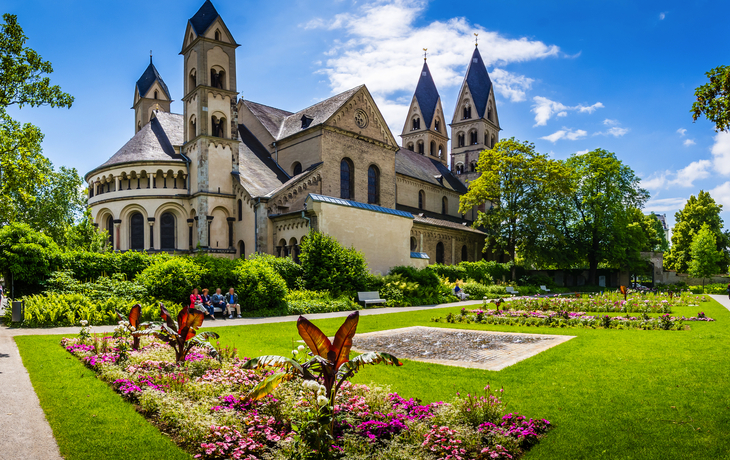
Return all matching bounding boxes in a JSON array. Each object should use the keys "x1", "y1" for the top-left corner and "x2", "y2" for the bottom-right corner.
[
  {"x1": 189, "y1": 0, "x2": 220, "y2": 35},
  {"x1": 462, "y1": 47, "x2": 493, "y2": 119},
  {"x1": 414, "y1": 61, "x2": 440, "y2": 129},
  {"x1": 136, "y1": 58, "x2": 171, "y2": 100}
]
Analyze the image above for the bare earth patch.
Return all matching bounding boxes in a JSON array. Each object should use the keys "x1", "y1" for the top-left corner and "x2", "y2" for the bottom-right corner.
[{"x1": 352, "y1": 326, "x2": 576, "y2": 371}]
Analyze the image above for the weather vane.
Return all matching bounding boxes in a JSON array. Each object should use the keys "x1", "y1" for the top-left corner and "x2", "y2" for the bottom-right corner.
[
  {"x1": 474, "y1": 33, "x2": 479, "y2": 47},
  {"x1": 150, "y1": 50, "x2": 153, "y2": 63},
  {"x1": 423, "y1": 48, "x2": 427, "y2": 61}
]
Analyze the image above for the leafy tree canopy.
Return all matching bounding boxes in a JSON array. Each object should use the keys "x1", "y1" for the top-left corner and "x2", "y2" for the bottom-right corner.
[
  {"x1": 64, "y1": 208, "x2": 111, "y2": 253},
  {"x1": 688, "y1": 223, "x2": 723, "y2": 291},
  {"x1": 691, "y1": 65, "x2": 730, "y2": 132},
  {"x1": 648, "y1": 213, "x2": 670, "y2": 252}
]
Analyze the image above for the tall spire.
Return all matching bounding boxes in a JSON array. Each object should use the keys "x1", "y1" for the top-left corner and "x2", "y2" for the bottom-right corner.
[
  {"x1": 414, "y1": 60, "x2": 440, "y2": 131},
  {"x1": 459, "y1": 47, "x2": 493, "y2": 120},
  {"x1": 136, "y1": 59, "x2": 171, "y2": 100}
]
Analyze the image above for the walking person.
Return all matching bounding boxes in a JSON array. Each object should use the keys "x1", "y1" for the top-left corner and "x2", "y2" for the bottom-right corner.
[{"x1": 225, "y1": 287, "x2": 241, "y2": 319}]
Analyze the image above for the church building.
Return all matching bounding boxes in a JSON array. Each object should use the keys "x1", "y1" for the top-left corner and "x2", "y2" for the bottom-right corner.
[{"x1": 84, "y1": 0, "x2": 499, "y2": 274}]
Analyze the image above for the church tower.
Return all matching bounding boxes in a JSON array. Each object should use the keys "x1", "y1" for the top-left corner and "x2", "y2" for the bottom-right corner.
[
  {"x1": 180, "y1": 0, "x2": 240, "y2": 249},
  {"x1": 133, "y1": 57, "x2": 172, "y2": 133},
  {"x1": 401, "y1": 58, "x2": 449, "y2": 165},
  {"x1": 449, "y1": 45, "x2": 500, "y2": 184}
]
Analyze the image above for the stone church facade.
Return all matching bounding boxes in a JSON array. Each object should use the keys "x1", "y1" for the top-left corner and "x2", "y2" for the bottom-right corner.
[{"x1": 85, "y1": 0, "x2": 499, "y2": 274}]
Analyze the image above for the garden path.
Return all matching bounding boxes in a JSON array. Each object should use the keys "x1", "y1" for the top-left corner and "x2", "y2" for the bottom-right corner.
[
  {"x1": 0, "y1": 332, "x2": 63, "y2": 460},
  {"x1": 709, "y1": 294, "x2": 730, "y2": 311}
]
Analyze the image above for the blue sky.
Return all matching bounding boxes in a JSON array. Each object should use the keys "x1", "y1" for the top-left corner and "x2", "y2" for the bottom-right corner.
[{"x1": 5, "y1": 0, "x2": 729, "y2": 230}]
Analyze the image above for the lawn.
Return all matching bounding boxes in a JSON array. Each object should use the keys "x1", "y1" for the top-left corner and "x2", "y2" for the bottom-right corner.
[{"x1": 15, "y1": 298, "x2": 730, "y2": 459}]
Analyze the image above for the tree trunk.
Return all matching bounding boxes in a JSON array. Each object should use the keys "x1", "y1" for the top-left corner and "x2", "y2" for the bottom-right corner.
[{"x1": 588, "y1": 256, "x2": 598, "y2": 286}]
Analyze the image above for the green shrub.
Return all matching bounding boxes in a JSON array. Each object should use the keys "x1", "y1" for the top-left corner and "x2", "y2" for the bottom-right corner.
[
  {"x1": 285, "y1": 290, "x2": 358, "y2": 315},
  {"x1": 381, "y1": 267, "x2": 456, "y2": 306},
  {"x1": 461, "y1": 260, "x2": 510, "y2": 284},
  {"x1": 462, "y1": 281, "x2": 491, "y2": 299},
  {"x1": 192, "y1": 255, "x2": 238, "y2": 292},
  {"x1": 388, "y1": 265, "x2": 441, "y2": 288},
  {"x1": 427, "y1": 264, "x2": 467, "y2": 282},
  {"x1": 44, "y1": 270, "x2": 148, "y2": 301},
  {"x1": 136, "y1": 258, "x2": 206, "y2": 304},
  {"x1": 59, "y1": 251, "x2": 160, "y2": 281},
  {"x1": 234, "y1": 258, "x2": 287, "y2": 311},
  {"x1": 688, "y1": 283, "x2": 729, "y2": 294},
  {"x1": 520, "y1": 273, "x2": 555, "y2": 288},
  {"x1": 299, "y1": 231, "x2": 368, "y2": 294},
  {"x1": 0, "y1": 222, "x2": 61, "y2": 297},
  {"x1": 1, "y1": 293, "x2": 182, "y2": 327},
  {"x1": 248, "y1": 253, "x2": 304, "y2": 290}
]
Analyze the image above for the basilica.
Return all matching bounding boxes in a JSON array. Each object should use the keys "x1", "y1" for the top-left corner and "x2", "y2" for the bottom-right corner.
[{"x1": 84, "y1": 0, "x2": 500, "y2": 274}]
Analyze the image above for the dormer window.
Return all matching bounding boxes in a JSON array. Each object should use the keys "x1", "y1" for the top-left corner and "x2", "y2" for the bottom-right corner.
[
  {"x1": 215, "y1": 30, "x2": 221, "y2": 41},
  {"x1": 412, "y1": 117, "x2": 420, "y2": 130},
  {"x1": 434, "y1": 120, "x2": 440, "y2": 132},
  {"x1": 463, "y1": 106, "x2": 472, "y2": 119},
  {"x1": 301, "y1": 115, "x2": 314, "y2": 129}
]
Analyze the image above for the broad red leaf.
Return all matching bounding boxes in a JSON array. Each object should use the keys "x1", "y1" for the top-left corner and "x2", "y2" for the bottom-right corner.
[
  {"x1": 128, "y1": 304, "x2": 141, "y2": 329},
  {"x1": 160, "y1": 304, "x2": 176, "y2": 331},
  {"x1": 331, "y1": 311, "x2": 359, "y2": 370},
  {"x1": 297, "y1": 316, "x2": 331, "y2": 358},
  {"x1": 183, "y1": 309, "x2": 205, "y2": 340}
]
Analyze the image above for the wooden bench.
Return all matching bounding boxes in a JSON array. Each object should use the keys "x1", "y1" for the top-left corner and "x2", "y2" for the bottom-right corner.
[
  {"x1": 358, "y1": 291, "x2": 387, "y2": 306},
  {"x1": 505, "y1": 286, "x2": 520, "y2": 295}
]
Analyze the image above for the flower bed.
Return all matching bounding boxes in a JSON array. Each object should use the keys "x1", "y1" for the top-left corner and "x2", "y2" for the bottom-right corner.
[
  {"x1": 489, "y1": 292, "x2": 708, "y2": 314},
  {"x1": 430, "y1": 307, "x2": 713, "y2": 330},
  {"x1": 60, "y1": 325, "x2": 551, "y2": 459}
]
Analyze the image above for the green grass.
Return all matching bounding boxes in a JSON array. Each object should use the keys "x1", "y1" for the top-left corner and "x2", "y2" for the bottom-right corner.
[
  {"x1": 15, "y1": 335, "x2": 191, "y2": 460},
  {"x1": 15, "y1": 299, "x2": 730, "y2": 459}
]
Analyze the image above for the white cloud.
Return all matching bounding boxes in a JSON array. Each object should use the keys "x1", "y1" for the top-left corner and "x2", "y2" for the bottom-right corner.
[
  {"x1": 683, "y1": 138, "x2": 696, "y2": 146},
  {"x1": 541, "y1": 127, "x2": 587, "y2": 143},
  {"x1": 594, "y1": 125, "x2": 629, "y2": 137},
  {"x1": 531, "y1": 97, "x2": 604, "y2": 126},
  {"x1": 306, "y1": 0, "x2": 560, "y2": 135},
  {"x1": 711, "y1": 131, "x2": 730, "y2": 175},
  {"x1": 677, "y1": 128, "x2": 687, "y2": 136},
  {"x1": 659, "y1": 12, "x2": 667, "y2": 20},
  {"x1": 710, "y1": 181, "x2": 730, "y2": 208},
  {"x1": 575, "y1": 149, "x2": 590, "y2": 155},
  {"x1": 603, "y1": 118, "x2": 619, "y2": 126},
  {"x1": 641, "y1": 171, "x2": 670, "y2": 190},
  {"x1": 642, "y1": 160, "x2": 712, "y2": 190},
  {"x1": 644, "y1": 197, "x2": 687, "y2": 213}
]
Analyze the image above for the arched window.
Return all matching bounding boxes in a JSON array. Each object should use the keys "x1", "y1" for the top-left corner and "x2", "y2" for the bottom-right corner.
[
  {"x1": 160, "y1": 212, "x2": 176, "y2": 250},
  {"x1": 153, "y1": 90, "x2": 158, "y2": 100},
  {"x1": 211, "y1": 116, "x2": 225, "y2": 138},
  {"x1": 484, "y1": 133, "x2": 489, "y2": 145},
  {"x1": 410, "y1": 236, "x2": 418, "y2": 251},
  {"x1": 412, "y1": 117, "x2": 420, "y2": 130},
  {"x1": 463, "y1": 106, "x2": 472, "y2": 119},
  {"x1": 290, "y1": 237, "x2": 300, "y2": 263},
  {"x1": 417, "y1": 141, "x2": 424, "y2": 154},
  {"x1": 418, "y1": 190, "x2": 425, "y2": 210},
  {"x1": 367, "y1": 165, "x2": 379, "y2": 204},
  {"x1": 238, "y1": 240, "x2": 245, "y2": 259},
  {"x1": 237, "y1": 199, "x2": 242, "y2": 221},
  {"x1": 189, "y1": 117, "x2": 196, "y2": 141},
  {"x1": 106, "y1": 215, "x2": 114, "y2": 248},
  {"x1": 210, "y1": 69, "x2": 224, "y2": 89},
  {"x1": 292, "y1": 162, "x2": 302, "y2": 176},
  {"x1": 430, "y1": 141, "x2": 436, "y2": 156},
  {"x1": 434, "y1": 119, "x2": 440, "y2": 132},
  {"x1": 470, "y1": 131, "x2": 478, "y2": 145},
  {"x1": 130, "y1": 212, "x2": 144, "y2": 250},
  {"x1": 470, "y1": 161, "x2": 477, "y2": 172},
  {"x1": 456, "y1": 163, "x2": 464, "y2": 175},
  {"x1": 439, "y1": 145, "x2": 444, "y2": 159},
  {"x1": 278, "y1": 238, "x2": 288, "y2": 258},
  {"x1": 436, "y1": 242, "x2": 444, "y2": 264},
  {"x1": 189, "y1": 69, "x2": 197, "y2": 91},
  {"x1": 491, "y1": 135, "x2": 496, "y2": 148},
  {"x1": 457, "y1": 133, "x2": 465, "y2": 147},
  {"x1": 340, "y1": 158, "x2": 354, "y2": 199},
  {"x1": 461, "y1": 245, "x2": 468, "y2": 262},
  {"x1": 407, "y1": 143, "x2": 414, "y2": 151},
  {"x1": 488, "y1": 106, "x2": 493, "y2": 121},
  {"x1": 214, "y1": 30, "x2": 221, "y2": 41},
  {"x1": 442, "y1": 196, "x2": 448, "y2": 215},
  {"x1": 137, "y1": 121, "x2": 141, "y2": 133}
]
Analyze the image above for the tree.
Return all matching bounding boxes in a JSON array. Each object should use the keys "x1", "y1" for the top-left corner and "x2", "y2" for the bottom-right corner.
[
  {"x1": 555, "y1": 149, "x2": 649, "y2": 285},
  {"x1": 688, "y1": 224, "x2": 723, "y2": 292},
  {"x1": 64, "y1": 208, "x2": 111, "y2": 253},
  {"x1": 664, "y1": 191, "x2": 730, "y2": 273},
  {"x1": 691, "y1": 65, "x2": 730, "y2": 132},
  {"x1": 0, "y1": 14, "x2": 74, "y2": 230},
  {"x1": 459, "y1": 138, "x2": 571, "y2": 280},
  {"x1": 648, "y1": 213, "x2": 670, "y2": 252},
  {"x1": 0, "y1": 222, "x2": 60, "y2": 297},
  {"x1": 616, "y1": 208, "x2": 660, "y2": 274},
  {"x1": 299, "y1": 231, "x2": 369, "y2": 293}
]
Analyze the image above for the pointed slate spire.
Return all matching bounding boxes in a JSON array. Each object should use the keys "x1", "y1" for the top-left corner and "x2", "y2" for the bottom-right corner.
[
  {"x1": 414, "y1": 61, "x2": 440, "y2": 130},
  {"x1": 463, "y1": 47, "x2": 493, "y2": 119},
  {"x1": 136, "y1": 58, "x2": 171, "y2": 100},
  {"x1": 189, "y1": 0, "x2": 220, "y2": 35}
]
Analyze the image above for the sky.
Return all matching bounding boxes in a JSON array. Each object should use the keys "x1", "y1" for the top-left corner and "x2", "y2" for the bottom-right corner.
[{"x1": 5, "y1": 0, "x2": 730, "y2": 231}]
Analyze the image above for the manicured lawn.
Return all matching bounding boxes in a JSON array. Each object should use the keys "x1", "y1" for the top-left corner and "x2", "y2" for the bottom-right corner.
[{"x1": 16, "y1": 298, "x2": 730, "y2": 459}]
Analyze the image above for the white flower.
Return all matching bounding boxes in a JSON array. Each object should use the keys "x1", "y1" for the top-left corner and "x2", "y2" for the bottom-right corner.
[
  {"x1": 129, "y1": 326, "x2": 136, "y2": 332},
  {"x1": 118, "y1": 321, "x2": 124, "y2": 326},
  {"x1": 317, "y1": 395, "x2": 329, "y2": 407},
  {"x1": 303, "y1": 380, "x2": 318, "y2": 391},
  {"x1": 80, "y1": 320, "x2": 88, "y2": 326},
  {"x1": 292, "y1": 349, "x2": 299, "y2": 356},
  {"x1": 297, "y1": 345, "x2": 305, "y2": 352}
]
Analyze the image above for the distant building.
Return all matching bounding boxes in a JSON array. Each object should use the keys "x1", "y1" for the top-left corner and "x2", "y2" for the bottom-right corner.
[{"x1": 84, "y1": 0, "x2": 499, "y2": 273}]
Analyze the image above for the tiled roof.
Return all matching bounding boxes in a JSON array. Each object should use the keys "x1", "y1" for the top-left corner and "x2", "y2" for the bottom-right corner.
[
  {"x1": 236, "y1": 123, "x2": 289, "y2": 197},
  {"x1": 244, "y1": 86, "x2": 363, "y2": 141},
  {"x1": 413, "y1": 215, "x2": 485, "y2": 234},
  {"x1": 414, "y1": 61, "x2": 440, "y2": 129},
  {"x1": 189, "y1": 0, "x2": 220, "y2": 35},
  {"x1": 453, "y1": 47, "x2": 493, "y2": 122},
  {"x1": 395, "y1": 148, "x2": 467, "y2": 193},
  {"x1": 264, "y1": 162, "x2": 323, "y2": 199},
  {"x1": 411, "y1": 252, "x2": 430, "y2": 259},
  {"x1": 91, "y1": 112, "x2": 184, "y2": 173},
  {"x1": 136, "y1": 59, "x2": 171, "y2": 100},
  {"x1": 307, "y1": 193, "x2": 413, "y2": 218}
]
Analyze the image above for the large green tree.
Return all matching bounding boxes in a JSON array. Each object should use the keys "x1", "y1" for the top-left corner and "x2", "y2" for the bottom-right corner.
[
  {"x1": 0, "y1": 14, "x2": 75, "y2": 235},
  {"x1": 691, "y1": 65, "x2": 730, "y2": 132},
  {"x1": 664, "y1": 191, "x2": 730, "y2": 273},
  {"x1": 459, "y1": 138, "x2": 571, "y2": 280},
  {"x1": 688, "y1": 223, "x2": 723, "y2": 292},
  {"x1": 648, "y1": 213, "x2": 670, "y2": 252},
  {"x1": 554, "y1": 149, "x2": 650, "y2": 285}
]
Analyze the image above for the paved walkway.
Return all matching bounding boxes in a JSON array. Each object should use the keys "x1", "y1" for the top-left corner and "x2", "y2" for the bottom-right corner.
[{"x1": 709, "y1": 294, "x2": 730, "y2": 311}]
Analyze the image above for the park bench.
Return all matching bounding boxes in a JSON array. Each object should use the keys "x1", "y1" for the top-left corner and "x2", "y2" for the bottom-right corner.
[
  {"x1": 505, "y1": 286, "x2": 520, "y2": 296},
  {"x1": 358, "y1": 291, "x2": 387, "y2": 306},
  {"x1": 540, "y1": 285, "x2": 551, "y2": 293}
]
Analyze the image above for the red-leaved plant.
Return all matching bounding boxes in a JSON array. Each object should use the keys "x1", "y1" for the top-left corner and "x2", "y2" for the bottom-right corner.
[
  {"x1": 116, "y1": 304, "x2": 142, "y2": 350},
  {"x1": 139, "y1": 303, "x2": 219, "y2": 363}
]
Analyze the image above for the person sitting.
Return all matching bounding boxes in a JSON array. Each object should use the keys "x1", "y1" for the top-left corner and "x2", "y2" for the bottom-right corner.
[
  {"x1": 225, "y1": 287, "x2": 241, "y2": 319},
  {"x1": 190, "y1": 288, "x2": 202, "y2": 311},
  {"x1": 453, "y1": 285, "x2": 469, "y2": 301},
  {"x1": 211, "y1": 288, "x2": 226, "y2": 320},
  {"x1": 201, "y1": 288, "x2": 214, "y2": 320}
]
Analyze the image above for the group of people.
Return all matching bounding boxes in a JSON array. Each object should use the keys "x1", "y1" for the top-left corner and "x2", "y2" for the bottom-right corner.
[{"x1": 189, "y1": 287, "x2": 241, "y2": 320}]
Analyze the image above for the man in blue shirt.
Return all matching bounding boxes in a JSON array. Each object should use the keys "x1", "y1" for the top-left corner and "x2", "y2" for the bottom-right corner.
[
  {"x1": 225, "y1": 287, "x2": 241, "y2": 319},
  {"x1": 211, "y1": 288, "x2": 226, "y2": 320}
]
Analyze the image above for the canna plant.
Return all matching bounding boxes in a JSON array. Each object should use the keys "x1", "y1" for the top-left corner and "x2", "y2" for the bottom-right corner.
[
  {"x1": 139, "y1": 303, "x2": 220, "y2": 363},
  {"x1": 116, "y1": 304, "x2": 142, "y2": 350},
  {"x1": 242, "y1": 311, "x2": 402, "y2": 423}
]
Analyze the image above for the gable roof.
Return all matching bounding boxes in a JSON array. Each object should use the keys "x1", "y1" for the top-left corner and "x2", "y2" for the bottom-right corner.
[
  {"x1": 235, "y1": 122, "x2": 290, "y2": 197},
  {"x1": 413, "y1": 214, "x2": 485, "y2": 234},
  {"x1": 189, "y1": 0, "x2": 220, "y2": 36},
  {"x1": 243, "y1": 86, "x2": 363, "y2": 142},
  {"x1": 395, "y1": 148, "x2": 467, "y2": 193},
  {"x1": 136, "y1": 58, "x2": 171, "y2": 100},
  {"x1": 88, "y1": 112, "x2": 184, "y2": 176},
  {"x1": 414, "y1": 61, "x2": 440, "y2": 129},
  {"x1": 456, "y1": 47, "x2": 493, "y2": 121}
]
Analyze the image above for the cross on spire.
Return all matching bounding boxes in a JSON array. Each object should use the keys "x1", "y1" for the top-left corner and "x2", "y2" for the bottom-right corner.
[
  {"x1": 474, "y1": 33, "x2": 479, "y2": 47},
  {"x1": 423, "y1": 48, "x2": 427, "y2": 61}
]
